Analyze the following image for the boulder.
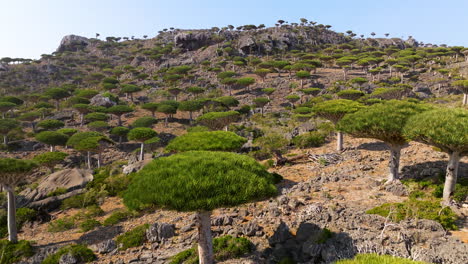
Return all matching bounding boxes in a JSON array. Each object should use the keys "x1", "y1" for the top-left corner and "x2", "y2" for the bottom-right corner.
[
  {"x1": 19, "y1": 168, "x2": 93, "y2": 207},
  {"x1": 174, "y1": 31, "x2": 214, "y2": 51},
  {"x1": 57, "y1": 35, "x2": 89, "y2": 53},
  {"x1": 122, "y1": 158, "x2": 152, "y2": 175},
  {"x1": 90, "y1": 94, "x2": 116, "y2": 107},
  {"x1": 59, "y1": 253, "x2": 78, "y2": 264},
  {"x1": 90, "y1": 239, "x2": 117, "y2": 254},
  {"x1": 146, "y1": 223, "x2": 176, "y2": 243}
]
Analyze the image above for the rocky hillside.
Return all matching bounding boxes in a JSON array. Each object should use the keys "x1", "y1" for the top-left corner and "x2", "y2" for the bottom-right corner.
[{"x1": 0, "y1": 20, "x2": 466, "y2": 264}]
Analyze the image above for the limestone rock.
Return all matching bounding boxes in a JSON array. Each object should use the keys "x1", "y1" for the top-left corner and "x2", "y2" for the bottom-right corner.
[
  {"x1": 57, "y1": 35, "x2": 89, "y2": 53},
  {"x1": 90, "y1": 94, "x2": 116, "y2": 108},
  {"x1": 19, "y1": 168, "x2": 93, "y2": 207}
]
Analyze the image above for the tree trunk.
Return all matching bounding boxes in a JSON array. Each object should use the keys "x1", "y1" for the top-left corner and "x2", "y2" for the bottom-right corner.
[
  {"x1": 3, "y1": 135, "x2": 7, "y2": 145},
  {"x1": 140, "y1": 143, "x2": 144, "y2": 161},
  {"x1": 56, "y1": 100, "x2": 60, "y2": 110},
  {"x1": 336, "y1": 132, "x2": 343, "y2": 151},
  {"x1": 50, "y1": 145, "x2": 54, "y2": 152},
  {"x1": 463, "y1": 93, "x2": 467, "y2": 106},
  {"x1": 80, "y1": 113, "x2": 84, "y2": 127},
  {"x1": 2, "y1": 112, "x2": 4, "y2": 119},
  {"x1": 443, "y1": 152, "x2": 460, "y2": 205},
  {"x1": 6, "y1": 187, "x2": 17, "y2": 243},
  {"x1": 97, "y1": 152, "x2": 102, "y2": 168},
  {"x1": 87, "y1": 151, "x2": 91, "y2": 169},
  {"x1": 196, "y1": 211, "x2": 214, "y2": 264},
  {"x1": 165, "y1": 116, "x2": 168, "y2": 127},
  {"x1": 300, "y1": 79, "x2": 303, "y2": 89},
  {"x1": 387, "y1": 145, "x2": 402, "y2": 182},
  {"x1": 189, "y1": 111, "x2": 193, "y2": 122},
  {"x1": 117, "y1": 115, "x2": 122, "y2": 126}
]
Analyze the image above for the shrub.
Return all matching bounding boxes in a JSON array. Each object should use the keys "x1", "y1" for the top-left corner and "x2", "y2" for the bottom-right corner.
[
  {"x1": 366, "y1": 199, "x2": 458, "y2": 230},
  {"x1": 115, "y1": 224, "x2": 149, "y2": 250},
  {"x1": 0, "y1": 240, "x2": 34, "y2": 264},
  {"x1": 292, "y1": 132, "x2": 326, "y2": 148},
  {"x1": 196, "y1": 111, "x2": 240, "y2": 130},
  {"x1": 37, "y1": 120, "x2": 64, "y2": 130},
  {"x1": 186, "y1": 126, "x2": 209, "y2": 133},
  {"x1": 61, "y1": 187, "x2": 108, "y2": 209},
  {"x1": 132, "y1": 116, "x2": 157, "y2": 128},
  {"x1": 335, "y1": 253, "x2": 428, "y2": 264},
  {"x1": 169, "y1": 235, "x2": 253, "y2": 263},
  {"x1": 48, "y1": 217, "x2": 76, "y2": 232},
  {"x1": 166, "y1": 131, "x2": 247, "y2": 152},
  {"x1": 47, "y1": 187, "x2": 68, "y2": 197},
  {"x1": 42, "y1": 244, "x2": 95, "y2": 264},
  {"x1": 79, "y1": 219, "x2": 101, "y2": 232},
  {"x1": 103, "y1": 209, "x2": 134, "y2": 226}
]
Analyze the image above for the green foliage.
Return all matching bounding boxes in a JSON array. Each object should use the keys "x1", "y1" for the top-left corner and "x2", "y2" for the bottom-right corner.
[
  {"x1": 87, "y1": 121, "x2": 109, "y2": 131},
  {"x1": 79, "y1": 219, "x2": 101, "y2": 232},
  {"x1": 335, "y1": 254, "x2": 428, "y2": 264},
  {"x1": 178, "y1": 100, "x2": 203, "y2": 112},
  {"x1": 47, "y1": 217, "x2": 76, "y2": 232},
  {"x1": 42, "y1": 244, "x2": 95, "y2": 264},
  {"x1": 0, "y1": 158, "x2": 37, "y2": 176},
  {"x1": 44, "y1": 87, "x2": 69, "y2": 100},
  {"x1": 313, "y1": 99, "x2": 363, "y2": 124},
  {"x1": 103, "y1": 209, "x2": 134, "y2": 226},
  {"x1": 253, "y1": 97, "x2": 270, "y2": 108},
  {"x1": 0, "y1": 240, "x2": 34, "y2": 264},
  {"x1": 292, "y1": 132, "x2": 326, "y2": 148},
  {"x1": 56, "y1": 128, "x2": 78, "y2": 137},
  {"x1": 124, "y1": 151, "x2": 277, "y2": 211},
  {"x1": 0, "y1": 96, "x2": 23, "y2": 106},
  {"x1": 157, "y1": 103, "x2": 177, "y2": 114},
  {"x1": 121, "y1": 84, "x2": 141, "y2": 94},
  {"x1": 236, "y1": 77, "x2": 255, "y2": 87},
  {"x1": 107, "y1": 105, "x2": 133, "y2": 115},
  {"x1": 253, "y1": 132, "x2": 289, "y2": 159},
  {"x1": 370, "y1": 87, "x2": 406, "y2": 100},
  {"x1": 110, "y1": 126, "x2": 130, "y2": 137},
  {"x1": 196, "y1": 111, "x2": 240, "y2": 130},
  {"x1": 337, "y1": 89, "x2": 365, "y2": 100},
  {"x1": 132, "y1": 117, "x2": 157, "y2": 128},
  {"x1": 84, "y1": 112, "x2": 108, "y2": 122},
  {"x1": 0, "y1": 102, "x2": 16, "y2": 113},
  {"x1": 35, "y1": 131, "x2": 69, "y2": 147},
  {"x1": 296, "y1": 70, "x2": 311, "y2": 79},
  {"x1": 166, "y1": 131, "x2": 247, "y2": 152},
  {"x1": 128, "y1": 128, "x2": 157, "y2": 142},
  {"x1": 46, "y1": 187, "x2": 67, "y2": 198},
  {"x1": 0, "y1": 119, "x2": 19, "y2": 136},
  {"x1": 169, "y1": 235, "x2": 253, "y2": 264},
  {"x1": 61, "y1": 187, "x2": 108, "y2": 209},
  {"x1": 216, "y1": 96, "x2": 239, "y2": 108},
  {"x1": 366, "y1": 199, "x2": 458, "y2": 230},
  {"x1": 67, "y1": 131, "x2": 103, "y2": 148},
  {"x1": 115, "y1": 224, "x2": 149, "y2": 250},
  {"x1": 187, "y1": 126, "x2": 209, "y2": 133},
  {"x1": 37, "y1": 120, "x2": 65, "y2": 130},
  {"x1": 338, "y1": 100, "x2": 429, "y2": 146},
  {"x1": 404, "y1": 108, "x2": 468, "y2": 154},
  {"x1": 33, "y1": 152, "x2": 68, "y2": 170}
]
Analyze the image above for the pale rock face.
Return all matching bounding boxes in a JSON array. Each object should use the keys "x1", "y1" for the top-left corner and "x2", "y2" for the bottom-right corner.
[{"x1": 57, "y1": 35, "x2": 90, "y2": 52}]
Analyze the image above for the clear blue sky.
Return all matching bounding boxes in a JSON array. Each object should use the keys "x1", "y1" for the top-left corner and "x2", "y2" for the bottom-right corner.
[{"x1": 1, "y1": 0, "x2": 467, "y2": 59}]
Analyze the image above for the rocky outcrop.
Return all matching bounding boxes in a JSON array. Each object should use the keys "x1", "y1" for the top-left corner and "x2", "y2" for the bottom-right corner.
[
  {"x1": 19, "y1": 168, "x2": 93, "y2": 208},
  {"x1": 57, "y1": 35, "x2": 90, "y2": 53},
  {"x1": 174, "y1": 30, "x2": 222, "y2": 51},
  {"x1": 90, "y1": 94, "x2": 116, "y2": 107}
]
